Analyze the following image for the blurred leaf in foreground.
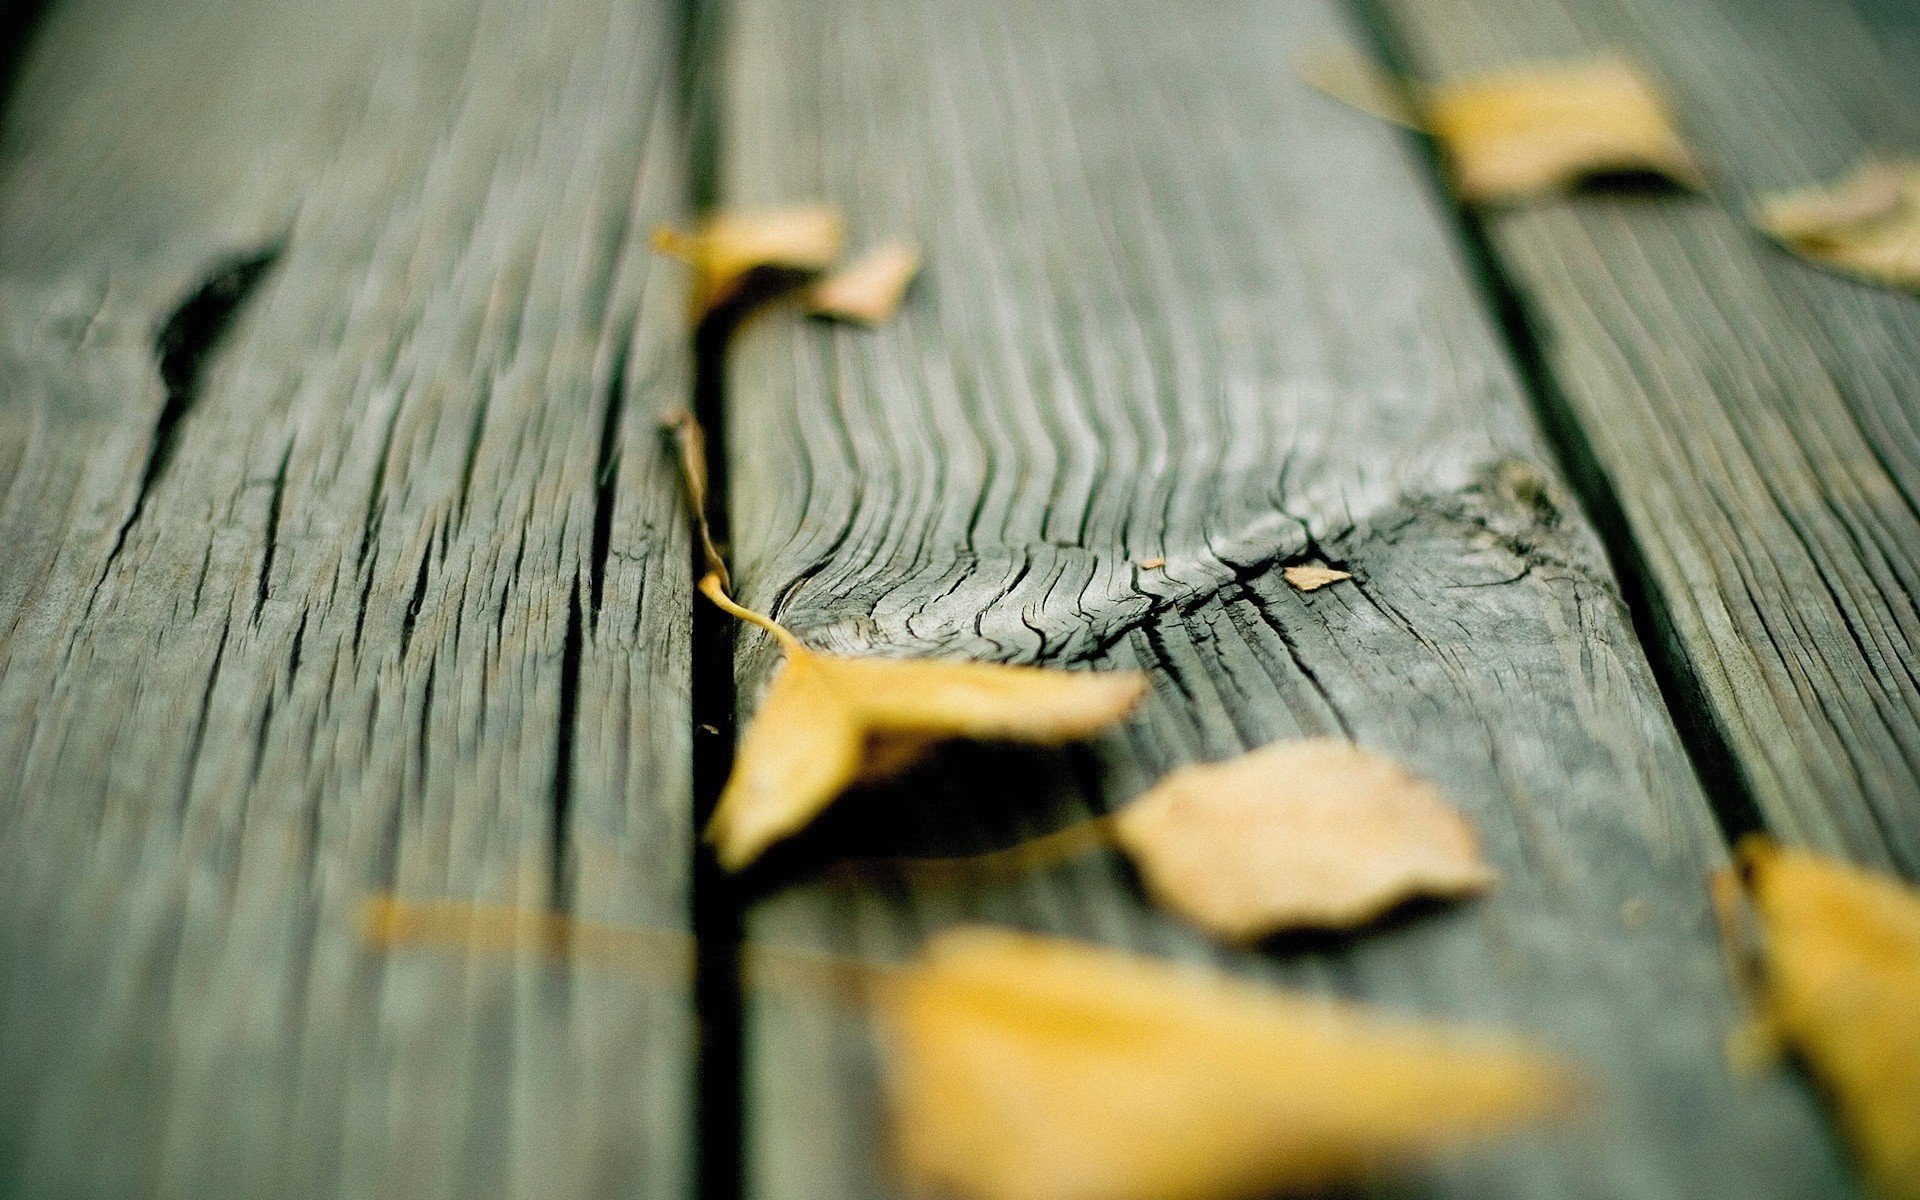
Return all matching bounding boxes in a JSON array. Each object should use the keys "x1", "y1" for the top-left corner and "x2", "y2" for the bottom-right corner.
[
  {"x1": 653, "y1": 204, "x2": 844, "y2": 319},
  {"x1": 808, "y1": 240, "x2": 922, "y2": 323},
  {"x1": 879, "y1": 927, "x2": 1575, "y2": 1200},
  {"x1": 1742, "y1": 840, "x2": 1920, "y2": 1200}
]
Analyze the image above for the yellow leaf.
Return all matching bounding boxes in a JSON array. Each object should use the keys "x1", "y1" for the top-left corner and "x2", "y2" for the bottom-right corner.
[
  {"x1": 1742, "y1": 840, "x2": 1920, "y2": 1200},
  {"x1": 807, "y1": 241, "x2": 922, "y2": 324},
  {"x1": 662, "y1": 410, "x2": 1146, "y2": 871},
  {"x1": 1427, "y1": 57, "x2": 1703, "y2": 203},
  {"x1": 1282, "y1": 563, "x2": 1351, "y2": 591},
  {"x1": 653, "y1": 204, "x2": 845, "y2": 319},
  {"x1": 706, "y1": 582, "x2": 1148, "y2": 869},
  {"x1": 879, "y1": 927, "x2": 1575, "y2": 1200},
  {"x1": 1755, "y1": 160, "x2": 1920, "y2": 291},
  {"x1": 1113, "y1": 739, "x2": 1493, "y2": 940}
]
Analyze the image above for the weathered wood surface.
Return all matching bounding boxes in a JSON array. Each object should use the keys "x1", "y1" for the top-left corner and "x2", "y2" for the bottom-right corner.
[
  {"x1": 0, "y1": 1, "x2": 695, "y2": 1195},
  {"x1": 717, "y1": 0, "x2": 1853, "y2": 1197},
  {"x1": 1371, "y1": 0, "x2": 1920, "y2": 876}
]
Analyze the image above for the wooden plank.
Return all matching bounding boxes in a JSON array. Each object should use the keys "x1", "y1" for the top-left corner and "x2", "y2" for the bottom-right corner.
[
  {"x1": 0, "y1": 1, "x2": 695, "y2": 1195},
  {"x1": 1367, "y1": 0, "x2": 1920, "y2": 875},
  {"x1": 715, "y1": 0, "x2": 1852, "y2": 1196}
]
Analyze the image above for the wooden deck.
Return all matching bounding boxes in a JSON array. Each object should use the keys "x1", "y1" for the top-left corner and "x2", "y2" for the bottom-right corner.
[{"x1": 0, "y1": 0, "x2": 1911, "y2": 1196}]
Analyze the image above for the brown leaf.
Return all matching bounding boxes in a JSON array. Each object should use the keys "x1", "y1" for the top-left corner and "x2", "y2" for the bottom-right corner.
[
  {"x1": 1426, "y1": 57, "x2": 1703, "y2": 203},
  {"x1": 1742, "y1": 840, "x2": 1920, "y2": 1200},
  {"x1": 706, "y1": 592, "x2": 1148, "y2": 869},
  {"x1": 1282, "y1": 563, "x2": 1351, "y2": 591},
  {"x1": 807, "y1": 241, "x2": 922, "y2": 323},
  {"x1": 1113, "y1": 739, "x2": 1493, "y2": 940},
  {"x1": 653, "y1": 204, "x2": 845, "y2": 319},
  {"x1": 879, "y1": 927, "x2": 1575, "y2": 1200},
  {"x1": 1755, "y1": 160, "x2": 1920, "y2": 291}
]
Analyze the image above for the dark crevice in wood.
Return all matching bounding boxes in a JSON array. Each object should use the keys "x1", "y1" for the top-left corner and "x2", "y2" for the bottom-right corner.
[
  {"x1": 101, "y1": 240, "x2": 283, "y2": 578},
  {"x1": 675, "y1": 2, "x2": 744, "y2": 1198},
  {"x1": 590, "y1": 342, "x2": 630, "y2": 621},
  {"x1": 396, "y1": 548, "x2": 431, "y2": 660},
  {"x1": 551, "y1": 579, "x2": 583, "y2": 912},
  {"x1": 1343, "y1": 0, "x2": 1771, "y2": 848},
  {"x1": 453, "y1": 377, "x2": 493, "y2": 529},
  {"x1": 0, "y1": 0, "x2": 50, "y2": 142},
  {"x1": 252, "y1": 437, "x2": 294, "y2": 625}
]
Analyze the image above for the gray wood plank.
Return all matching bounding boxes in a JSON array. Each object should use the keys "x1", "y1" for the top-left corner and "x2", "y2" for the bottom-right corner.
[
  {"x1": 716, "y1": 0, "x2": 1853, "y2": 1196},
  {"x1": 0, "y1": 1, "x2": 695, "y2": 1195},
  {"x1": 1367, "y1": 0, "x2": 1920, "y2": 875}
]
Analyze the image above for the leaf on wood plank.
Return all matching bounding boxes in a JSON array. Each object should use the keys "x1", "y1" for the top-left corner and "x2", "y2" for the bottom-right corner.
[
  {"x1": 1113, "y1": 739, "x2": 1494, "y2": 940},
  {"x1": 662, "y1": 411, "x2": 1146, "y2": 870},
  {"x1": 879, "y1": 927, "x2": 1576, "y2": 1200},
  {"x1": 1425, "y1": 57, "x2": 1704, "y2": 203},
  {"x1": 1282, "y1": 563, "x2": 1351, "y2": 592},
  {"x1": 807, "y1": 241, "x2": 922, "y2": 323},
  {"x1": 1755, "y1": 160, "x2": 1920, "y2": 291},
  {"x1": 653, "y1": 204, "x2": 845, "y2": 319},
  {"x1": 1741, "y1": 839, "x2": 1920, "y2": 1200}
]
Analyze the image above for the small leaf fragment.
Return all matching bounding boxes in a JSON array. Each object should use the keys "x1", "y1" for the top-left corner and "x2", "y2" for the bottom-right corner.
[
  {"x1": 1113, "y1": 739, "x2": 1493, "y2": 940},
  {"x1": 1282, "y1": 563, "x2": 1351, "y2": 592},
  {"x1": 1755, "y1": 160, "x2": 1920, "y2": 291},
  {"x1": 711, "y1": 637, "x2": 1148, "y2": 870},
  {"x1": 653, "y1": 204, "x2": 845, "y2": 319},
  {"x1": 808, "y1": 241, "x2": 922, "y2": 323},
  {"x1": 1427, "y1": 57, "x2": 1703, "y2": 203},
  {"x1": 1742, "y1": 840, "x2": 1920, "y2": 1200},
  {"x1": 879, "y1": 927, "x2": 1576, "y2": 1200}
]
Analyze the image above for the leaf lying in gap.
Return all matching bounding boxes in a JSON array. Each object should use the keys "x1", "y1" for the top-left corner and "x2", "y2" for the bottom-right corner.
[
  {"x1": 808, "y1": 241, "x2": 922, "y2": 323},
  {"x1": 661, "y1": 410, "x2": 1146, "y2": 871},
  {"x1": 1741, "y1": 840, "x2": 1920, "y2": 1200},
  {"x1": 1754, "y1": 160, "x2": 1920, "y2": 291},
  {"x1": 1282, "y1": 563, "x2": 1351, "y2": 592},
  {"x1": 1113, "y1": 739, "x2": 1493, "y2": 940},
  {"x1": 653, "y1": 204, "x2": 845, "y2": 319},
  {"x1": 705, "y1": 580, "x2": 1148, "y2": 870},
  {"x1": 1425, "y1": 57, "x2": 1704, "y2": 203},
  {"x1": 879, "y1": 927, "x2": 1575, "y2": 1200}
]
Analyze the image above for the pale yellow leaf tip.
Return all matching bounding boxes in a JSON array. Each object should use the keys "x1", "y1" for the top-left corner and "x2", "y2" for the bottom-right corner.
[
  {"x1": 878, "y1": 927, "x2": 1577, "y2": 1200},
  {"x1": 654, "y1": 204, "x2": 846, "y2": 319},
  {"x1": 1739, "y1": 838, "x2": 1920, "y2": 1200},
  {"x1": 1427, "y1": 56, "x2": 1704, "y2": 203},
  {"x1": 1114, "y1": 738, "x2": 1494, "y2": 941},
  {"x1": 808, "y1": 241, "x2": 922, "y2": 324},
  {"x1": 1754, "y1": 160, "x2": 1920, "y2": 292},
  {"x1": 1283, "y1": 563, "x2": 1351, "y2": 592}
]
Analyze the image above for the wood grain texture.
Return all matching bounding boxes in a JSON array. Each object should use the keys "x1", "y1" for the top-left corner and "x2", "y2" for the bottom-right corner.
[
  {"x1": 716, "y1": 0, "x2": 1852, "y2": 1196},
  {"x1": 1371, "y1": 0, "x2": 1920, "y2": 875},
  {"x1": 0, "y1": 1, "x2": 694, "y2": 1195}
]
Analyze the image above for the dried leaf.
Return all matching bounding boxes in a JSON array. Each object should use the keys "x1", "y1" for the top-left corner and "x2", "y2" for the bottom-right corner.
[
  {"x1": 1755, "y1": 160, "x2": 1920, "y2": 291},
  {"x1": 1113, "y1": 739, "x2": 1493, "y2": 940},
  {"x1": 1138, "y1": 557, "x2": 1166, "y2": 571},
  {"x1": 1742, "y1": 840, "x2": 1920, "y2": 1200},
  {"x1": 707, "y1": 588, "x2": 1148, "y2": 869},
  {"x1": 808, "y1": 241, "x2": 922, "y2": 323},
  {"x1": 880, "y1": 927, "x2": 1575, "y2": 1200},
  {"x1": 1295, "y1": 47, "x2": 1422, "y2": 128},
  {"x1": 664, "y1": 410, "x2": 1145, "y2": 871},
  {"x1": 1427, "y1": 57, "x2": 1703, "y2": 203},
  {"x1": 1282, "y1": 563, "x2": 1351, "y2": 591},
  {"x1": 653, "y1": 204, "x2": 845, "y2": 319}
]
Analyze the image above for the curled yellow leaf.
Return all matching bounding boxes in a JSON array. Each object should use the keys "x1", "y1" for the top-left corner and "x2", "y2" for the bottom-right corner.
[
  {"x1": 653, "y1": 204, "x2": 845, "y2": 319},
  {"x1": 1755, "y1": 160, "x2": 1920, "y2": 291},
  {"x1": 1742, "y1": 840, "x2": 1920, "y2": 1200},
  {"x1": 1114, "y1": 739, "x2": 1493, "y2": 940},
  {"x1": 879, "y1": 927, "x2": 1576, "y2": 1200},
  {"x1": 1427, "y1": 57, "x2": 1703, "y2": 203},
  {"x1": 706, "y1": 576, "x2": 1147, "y2": 870},
  {"x1": 807, "y1": 241, "x2": 922, "y2": 324}
]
